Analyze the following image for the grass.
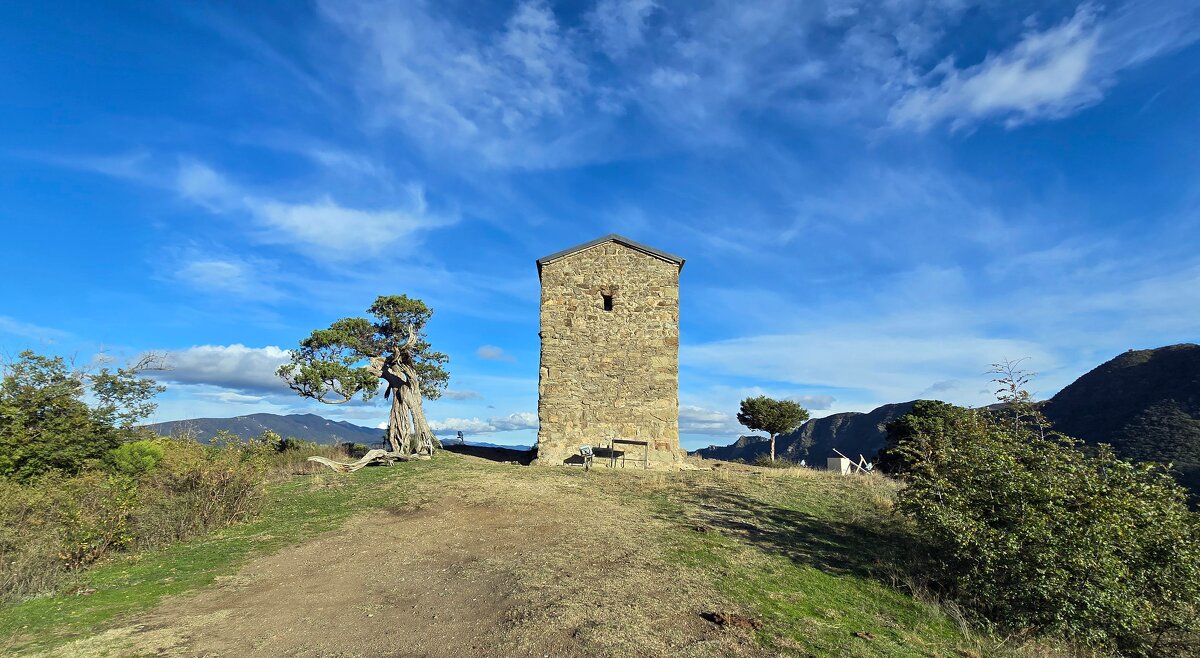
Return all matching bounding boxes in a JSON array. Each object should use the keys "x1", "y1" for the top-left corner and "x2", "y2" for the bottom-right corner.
[
  {"x1": 645, "y1": 469, "x2": 968, "y2": 657},
  {"x1": 0, "y1": 458, "x2": 446, "y2": 655},
  {"x1": 0, "y1": 457, "x2": 1084, "y2": 657},
  {"x1": 625, "y1": 466, "x2": 1083, "y2": 657}
]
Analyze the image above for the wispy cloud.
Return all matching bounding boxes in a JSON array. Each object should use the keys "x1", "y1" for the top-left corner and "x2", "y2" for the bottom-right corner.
[
  {"x1": 319, "y1": 0, "x2": 601, "y2": 168},
  {"x1": 685, "y1": 331, "x2": 1057, "y2": 409},
  {"x1": 172, "y1": 161, "x2": 448, "y2": 260},
  {"x1": 428, "y1": 411, "x2": 538, "y2": 435},
  {"x1": 790, "y1": 394, "x2": 836, "y2": 410},
  {"x1": 587, "y1": 0, "x2": 658, "y2": 60},
  {"x1": 56, "y1": 154, "x2": 451, "y2": 263},
  {"x1": 476, "y1": 345, "x2": 517, "y2": 362},
  {"x1": 0, "y1": 316, "x2": 72, "y2": 344},
  {"x1": 312, "y1": 0, "x2": 1200, "y2": 160},
  {"x1": 679, "y1": 404, "x2": 744, "y2": 436},
  {"x1": 891, "y1": 2, "x2": 1200, "y2": 130},
  {"x1": 891, "y1": 5, "x2": 1104, "y2": 129},
  {"x1": 173, "y1": 254, "x2": 284, "y2": 301}
]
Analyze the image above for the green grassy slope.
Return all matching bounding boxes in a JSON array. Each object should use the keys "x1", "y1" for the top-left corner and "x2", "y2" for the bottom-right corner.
[
  {"x1": 0, "y1": 460, "x2": 445, "y2": 655},
  {"x1": 1, "y1": 457, "x2": 1068, "y2": 657},
  {"x1": 648, "y1": 469, "x2": 991, "y2": 657}
]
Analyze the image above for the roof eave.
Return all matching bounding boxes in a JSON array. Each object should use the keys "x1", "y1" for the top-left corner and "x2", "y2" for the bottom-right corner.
[{"x1": 535, "y1": 234, "x2": 685, "y2": 273}]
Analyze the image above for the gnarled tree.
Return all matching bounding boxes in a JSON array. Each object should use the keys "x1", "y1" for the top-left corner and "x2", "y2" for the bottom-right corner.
[{"x1": 277, "y1": 295, "x2": 448, "y2": 456}]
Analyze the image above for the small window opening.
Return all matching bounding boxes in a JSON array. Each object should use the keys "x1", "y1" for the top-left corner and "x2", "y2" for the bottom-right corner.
[{"x1": 602, "y1": 293, "x2": 614, "y2": 311}]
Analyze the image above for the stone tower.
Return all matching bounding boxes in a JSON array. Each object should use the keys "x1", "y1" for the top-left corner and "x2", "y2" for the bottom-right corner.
[{"x1": 535, "y1": 234, "x2": 685, "y2": 466}]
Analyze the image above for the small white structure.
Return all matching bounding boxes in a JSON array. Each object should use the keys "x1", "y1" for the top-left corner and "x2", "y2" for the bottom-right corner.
[{"x1": 827, "y1": 456, "x2": 851, "y2": 475}]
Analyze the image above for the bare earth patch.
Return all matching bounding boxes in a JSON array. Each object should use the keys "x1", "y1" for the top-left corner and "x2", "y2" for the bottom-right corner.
[{"x1": 41, "y1": 460, "x2": 763, "y2": 658}]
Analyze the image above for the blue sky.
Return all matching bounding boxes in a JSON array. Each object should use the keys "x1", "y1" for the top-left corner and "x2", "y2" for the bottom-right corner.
[{"x1": 1, "y1": 0, "x2": 1198, "y2": 450}]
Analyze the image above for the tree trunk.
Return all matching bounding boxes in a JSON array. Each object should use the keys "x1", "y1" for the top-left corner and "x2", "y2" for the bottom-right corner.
[
  {"x1": 397, "y1": 363, "x2": 439, "y2": 453},
  {"x1": 770, "y1": 433, "x2": 776, "y2": 462},
  {"x1": 378, "y1": 353, "x2": 438, "y2": 457},
  {"x1": 386, "y1": 387, "x2": 413, "y2": 455}
]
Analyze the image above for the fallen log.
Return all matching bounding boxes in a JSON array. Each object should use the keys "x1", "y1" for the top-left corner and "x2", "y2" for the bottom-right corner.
[{"x1": 306, "y1": 448, "x2": 430, "y2": 473}]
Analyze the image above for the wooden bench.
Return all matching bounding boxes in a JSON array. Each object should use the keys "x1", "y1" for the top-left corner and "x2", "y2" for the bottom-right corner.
[{"x1": 608, "y1": 439, "x2": 649, "y2": 469}]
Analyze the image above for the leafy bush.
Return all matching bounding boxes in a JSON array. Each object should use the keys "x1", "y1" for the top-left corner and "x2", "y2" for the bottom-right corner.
[
  {"x1": 104, "y1": 439, "x2": 165, "y2": 476},
  {"x1": 0, "y1": 471, "x2": 139, "y2": 599},
  {"x1": 0, "y1": 438, "x2": 266, "y2": 602},
  {"x1": 131, "y1": 438, "x2": 266, "y2": 547},
  {"x1": 0, "y1": 351, "x2": 163, "y2": 482},
  {"x1": 885, "y1": 397, "x2": 1200, "y2": 656},
  {"x1": 752, "y1": 454, "x2": 797, "y2": 468}
]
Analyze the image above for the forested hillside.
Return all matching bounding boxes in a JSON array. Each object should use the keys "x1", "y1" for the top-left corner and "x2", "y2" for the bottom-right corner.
[{"x1": 1043, "y1": 344, "x2": 1200, "y2": 494}]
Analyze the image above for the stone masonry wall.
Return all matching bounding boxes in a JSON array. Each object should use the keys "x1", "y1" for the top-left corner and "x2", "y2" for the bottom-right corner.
[{"x1": 536, "y1": 242, "x2": 682, "y2": 466}]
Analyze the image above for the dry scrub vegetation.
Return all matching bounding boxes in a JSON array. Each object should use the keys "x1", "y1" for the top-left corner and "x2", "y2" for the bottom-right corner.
[
  {"x1": 0, "y1": 433, "x2": 362, "y2": 604},
  {"x1": 2, "y1": 453, "x2": 1114, "y2": 658}
]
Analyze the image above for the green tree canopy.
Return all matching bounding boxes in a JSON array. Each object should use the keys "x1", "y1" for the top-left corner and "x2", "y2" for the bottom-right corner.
[
  {"x1": 278, "y1": 295, "x2": 448, "y2": 455},
  {"x1": 885, "y1": 375, "x2": 1200, "y2": 655},
  {"x1": 736, "y1": 396, "x2": 810, "y2": 462},
  {"x1": 0, "y1": 351, "x2": 164, "y2": 482}
]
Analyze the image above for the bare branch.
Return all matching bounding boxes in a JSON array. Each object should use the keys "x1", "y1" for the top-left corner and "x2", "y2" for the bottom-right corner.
[
  {"x1": 129, "y1": 351, "x2": 171, "y2": 373},
  {"x1": 400, "y1": 323, "x2": 417, "y2": 352}
]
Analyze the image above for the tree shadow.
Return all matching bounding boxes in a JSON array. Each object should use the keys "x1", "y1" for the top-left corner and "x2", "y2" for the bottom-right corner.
[
  {"x1": 674, "y1": 485, "x2": 921, "y2": 582},
  {"x1": 442, "y1": 444, "x2": 535, "y2": 465}
]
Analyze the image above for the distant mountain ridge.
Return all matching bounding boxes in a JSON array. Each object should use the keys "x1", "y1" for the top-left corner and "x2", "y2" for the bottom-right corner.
[
  {"x1": 693, "y1": 344, "x2": 1200, "y2": 495},
  {"x1": 146, "y1": 413, "x2": 385, "y2": 446},
  {"x1": 691, "y1": 402, "x2": 916, "y2": 464},
  {"x1": 693, "y1": 435, "x2": 771, "y2": 462},
  {"x1": 145, "y1": 413, "x2": 533, "y2": 451}
]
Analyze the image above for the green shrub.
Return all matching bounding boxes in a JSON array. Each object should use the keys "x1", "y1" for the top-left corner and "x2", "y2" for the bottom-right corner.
[
  {"x1": 752, "y1": 454, "x2": 795, "y2": 468},
  {"x1": 104, "y1": 440, "x2": 165, "y2": 476},
  {"x1": 0, "y1": 471, "x2": 139, "y2": 599},
  {"x1": 0, "y1": 438, "x2": 266, "y2": 602},
  {"x1": 262, "y1": 442, "x2": 348, "y2": 481},
  {"x1": 0, "y1": 351, "x2": 163, "y2": 482},
  {"x1": 887, "y1": 400, "x2": 1200, "y2": 656},
  {"x1": 131, "y1": 438, "x2": 266, "y2": 547}
]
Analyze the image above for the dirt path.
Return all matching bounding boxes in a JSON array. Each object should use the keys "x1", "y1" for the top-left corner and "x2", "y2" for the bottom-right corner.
[{"x1": 49, "y1": 460, "x2": 762, "y2": 658}]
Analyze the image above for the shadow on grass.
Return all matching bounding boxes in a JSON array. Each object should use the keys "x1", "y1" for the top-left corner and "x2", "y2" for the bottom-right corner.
[
  {"x1": 677, "y1": 485, "x2": 922, "y2": 582},
  {"x1": 442, "y1": 443, "x2": 535, "y2": 465}
]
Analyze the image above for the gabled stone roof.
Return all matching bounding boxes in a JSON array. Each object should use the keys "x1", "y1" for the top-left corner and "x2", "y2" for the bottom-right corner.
[{"x1": 536, "y1": 234, "x2": 685, "y2": 273}]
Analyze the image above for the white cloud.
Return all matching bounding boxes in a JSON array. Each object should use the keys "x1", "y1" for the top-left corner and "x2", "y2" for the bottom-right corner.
[
  {"x1": 891, "y1": 5, "x2": 1102, "y2": 129},
  {"x1": 319, "y1": 0, "x2": 595, "y2": 168},
  {"x1": 0, "y1": 316, "x2": 72, "y2": 344},
  {"x1": 52, "y1": 153, "x2": 452, "y2": 263},
  {"x1": 428, "y1": 412, "x2": 539, "y2": 435},
  {"x1": 476, "y1": 345, "x2": 516, "y2": 362},
  {"x1": 588, "y1": 0, "x2": 658, "y2": 59},
  {"x1": 168, "y1": 161, "x2": 448, "y2": 260},
  {"x1": 175, "y1": 160, "x2": 241, "y2": 210},
  {"x1": 251, "y1": 191, "x2": 437, "y2": 257},
  {"x1": 684, "y1": 331, "x2": 1057, "y2": 409},
  {"x1": 303, "y1": 148, "x2": 390, "y2": 180},
  {"x1": 174, "y1": 255, "x2": 284, "y2": 300},
  {"x1": 442, "y1": 389, "x2": 485, "y2": 401},
  {"x1": 156, "y1": 344, "x2": 292, "y2": 394},
  {"x1": 790, "y1": 394, "x2": 836, "y2": 410},
  {"x1": 679, "y1": 404, "x2": 744, "y2": 436},
  {"x1": 891, "y1": 2, "x2": 1200, "y2": 130}
]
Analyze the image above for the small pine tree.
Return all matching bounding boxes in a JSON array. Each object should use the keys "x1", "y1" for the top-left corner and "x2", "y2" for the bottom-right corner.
[{"x1": 736, "y1": 396, "x2": 809, "y2": 462}]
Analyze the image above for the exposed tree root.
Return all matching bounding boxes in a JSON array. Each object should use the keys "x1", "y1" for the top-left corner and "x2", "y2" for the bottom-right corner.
[{"x1": 306, "y1": 448, "x2": 431, "y2": 473}]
